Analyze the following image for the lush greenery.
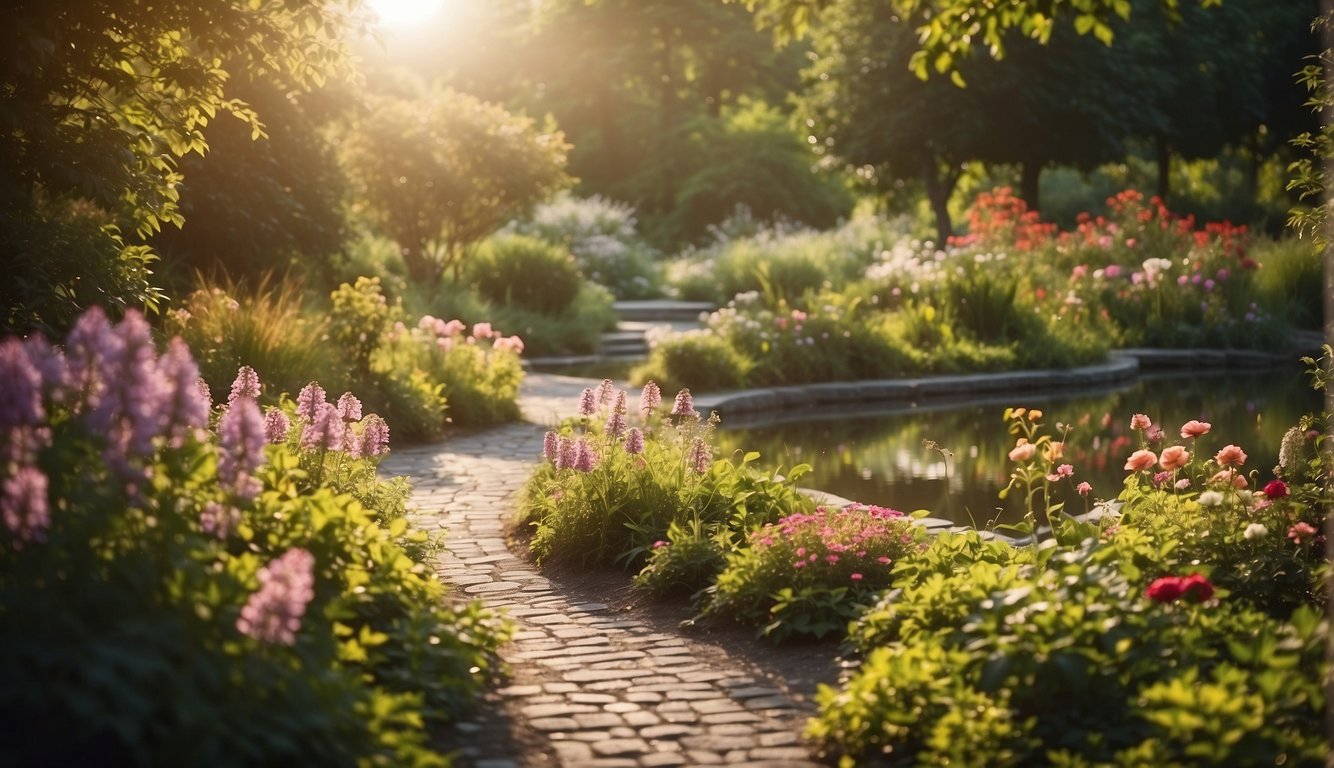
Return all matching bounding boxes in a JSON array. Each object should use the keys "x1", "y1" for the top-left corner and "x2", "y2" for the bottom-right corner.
[{"x1": 0, "y1": 309, "x2": 508, "y2": 765}]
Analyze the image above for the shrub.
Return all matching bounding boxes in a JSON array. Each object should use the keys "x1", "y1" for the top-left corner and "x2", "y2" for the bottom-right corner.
[
  {"x1": 1252, "y1": 236, "x2": 1323, "y2": 331},
  {"x1": 702, "y1": 504, "x2": 927, "y2": 641},
  {"x1": 491, "y1": 282, "x2": 618, "y2": 358},
  {"x1": 468, "y1": 234, "x2": 583, "y2": 315},
  {"x1": 631, "y1": 330, "x2": 753, "y2": 393},
  {"x1": 0, "y1": 310, "x2": 508, "y2": 766},
  {"x1": 506, "y1": 193, "x2": 663, "y2": 299}
]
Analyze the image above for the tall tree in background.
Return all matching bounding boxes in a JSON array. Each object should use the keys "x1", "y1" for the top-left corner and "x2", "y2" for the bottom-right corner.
[{"x1": 0, "y1": 0, "x2": 365, "y2": 334}]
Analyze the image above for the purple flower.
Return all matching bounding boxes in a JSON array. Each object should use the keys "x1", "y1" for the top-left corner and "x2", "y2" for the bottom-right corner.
[
  {"x1": 199, "y1": 500, "x2": 240, "y2": 539},
  {"x1": 196, "y1": 378, "x2": 213, "y2": 408},
  {"x1": 264, "y1": 409, "x2": 291, "y2": 444},
  {"x1": 596, "y1": 378, "x2": 616, "y2": 407},
  {"x1": 687, "y1": 437, "x2": 711, "y2": 474},
  {"x1": 640, "y1": 382, "x2": 661, "y2": 415},
  {"x1": 24, "y1": 335, "x2": 68, "y2": 402},
  {"x1": 555, "y1": 435, "x2": 576, "y2": 470},
  {"x1": 578, "y1": 388, "x2": 597, "y2": 416},
  {"x1": 236, "y1": 548, "x2": 316, "y2": 645},
  {"x1": 87, "y1": 312, "x2": 171, "y2": 471},
  {"x1": 672, "y1": 389, "x2": 698, "y2": 418},
  {"x1": 357, "y1": 415, "x2": 390, "y2": 458},
  {"x1": 0, "y1": 337, "x2": 44, "y2": 433},
  {"x1": 219, "y1": 398, "x2": 266, "y2": 500},
  {"x1": 159, "y1": 338, "x2": 209, "y2": 445},
  {"x1": 65, "y1": 306, "x2": 120, "y2": 414},
  {"x1": 295, "y1": 382, "x2": 327, "y2": 422},
  {"x1": 228, "y1": 366, "x2": 261, "y2": 404},
  {"x1": 2, "y1": 464, "x2": 49, "y2": 543},
  {"x1": 574, "y1": 437, "x2": 598, "y2": 472},
  {"x1": 300, "y1": 402, "x2": 345, "y2": 453},
  {"x1": 605, "y1": 409, "x2": 627, "y2": 439},
  {"x1": 543, "y1": 430, "x2": 559, "y2": 461},
  {"x1": 624, "y1": 428, "x2": 645, "y2": 455},
  {"x1": 336, "y1": 392, "x2": 362, "y2": 422}
]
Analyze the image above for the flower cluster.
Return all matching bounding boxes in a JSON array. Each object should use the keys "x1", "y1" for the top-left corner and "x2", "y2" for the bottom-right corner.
[
  {"x1": 411, "y1": 314, "x2": 524, "y2": 355},
  {"x1": 1144, "y1": 573, "x2": 1215, "y2": 604},
  {"x1": 293, "y1": 381, "x2": 390, "y2": 459},
  {"x1": 543, "y1": 380, "x2": 707, "y2": 475},
  {"x1": 749, "y1": 504, "x2": 920, "y2": 588},
  {"x1": 235, "y1": 548, "x2": 317, "y2": 645}
]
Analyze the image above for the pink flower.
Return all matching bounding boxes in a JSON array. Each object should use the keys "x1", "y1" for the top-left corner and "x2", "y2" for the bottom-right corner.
[
  {"x1": 336, "y1": 392, "x2": 363, "y2": 422},
  {"x1": 1159, "y1": 445, "x2": 1191, "y2": 471},
  {"x1": 236, "y1": 548, "x2": 316, "y2": 645},
  {"x1": 229, "y1": 366, "x2": 260, "y2": 403},
  {"x1": 1262, "y1": 480, "x2": 1288, "y2": 499},
  {"x1": 1124, "y1": 449, "x2": 1158, "y2": 472},
  {"x1": 1146, "y1": 425, "x2": 1165, "y2": 442},
  {"x1": 1130, "y1": 413, "x2": 1152, "y2": 431},
  {"x1": 578, "y1": 388, "x2": 597, "y2": 416},
  {"x1": 640, "y1": 382, "x2": 662, "y2": 415},
  {"x1": 472, "y1": 322, "x2": 494, "y2": 340},
  {"x1": 219, "y1": 398, "x2": 266, "y2": 499},
  {"x1": 605, "y1": 409, "x2": 627, "y2": 438},
  {"x1": 357, "y1": 414, "x2": 390, "y2": 458},
  {"x1": 199, "y1": 501, "x2": 240, "y2": 539},
  {"x1": 1180, "y1": 420, "x2": 1211, "y2": 439},
  {"x1": 1288, "y1": 522, "x2": 1317, "y2": 545},
  {"x1": 877, "y1": 556, "x2": 892, "y2": 565},
  {"x1": 1008, "y1": 438, "x2": 1036, "y2": 462},
  {"x1": 1210, "y1": 469, "x2": 1247, "y2": 489},
  {"x1": 1174, "y1": 478, "x2": 1191, "y2": 491},
  {"x1": 543, "y1": 431, "x2": 559, "y2": 461},
  {"x1": 850, "y1": 573, "x2": 863, "y2": 581},
  {"x1": 158, "y1": 338, "x2": 209, "y2": 446},
  {"x1": 596, "y1": 379, "x2": 616, "y2": 408},
  {"x1": 1145, "y1": 573, "x2": 1214, "y2": 604},
  {"x1": 672, "y1": 389, "x2": 699, "y2": 418},
  {"x1": 826, "y1": 554, "x2": 840, "y2": 564},
  {"x1": 1076, "y1": 481, "x2": 1093, "y2": 496},
  {"x1": 793, "y1": 560, "x2": 806, "y2": 569},
  {"x1": 653, "y1": 540, "x2": 669, "y2": 549},
  {"x1": 1214, "y1": 444, "x2": 1247, "y2": 467},
  {"x1": 555, "y1": 436, "x2": 576, "y2": 470},
  {"x1": 687, "y1": 437, "x2": 711, "y2": 473},
  {"x1": 574, "y1": 437, "x2": 598, "y2": 472},
  {"x1": 624, "y1": 428, "x2": 645, "y2": 456},
  {"x1": 1056, "y1": 464, "x2": 1074, "y2": 478},
  {"x1": 263, "y1": 409, "x2": 290, "y2": 444},
  {"x1": 295, "y1": 382, "x2": 326, "y2": 422},
  {"x1": 1, "y1": 465, "x2": 49, "y2": 542}
]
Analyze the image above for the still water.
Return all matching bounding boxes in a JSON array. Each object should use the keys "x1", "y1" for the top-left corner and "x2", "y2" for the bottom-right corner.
[{"x1": 716, "y1": 369, "x2": 1322, "y2": 527}]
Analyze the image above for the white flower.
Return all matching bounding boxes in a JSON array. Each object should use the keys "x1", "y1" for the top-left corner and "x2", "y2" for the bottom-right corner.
[
  {"x1": 1243, "y1": 523, "x2": 1267, "y2": 540},
  {"x1": 1198, "y1": 490, "x2": 1225, "y2": 507}
]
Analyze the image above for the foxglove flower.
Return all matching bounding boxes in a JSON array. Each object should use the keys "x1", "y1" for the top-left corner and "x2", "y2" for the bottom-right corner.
[
  {"x1": 624, "y1": 428, "x2": 645, "y2": 455},
  {"x1": 264, "y1": 409, "x2": 291, "y2": 444},
  {"x1": 578, "y1": 388, "x2": 597, "y2": 416},
  {"x1": 236, "y1": 548, "x2": 316, "y2": 645},
  {"x1": 640, "y1": 382, "x2": 661, "y2": 415},
  {"x1": 1278, "y1": 426, "x2": 1305, "y2": 476},
  {"x1": 672, "y1": 389, "x2": 698, "y2": 418},
  {"x1": 219, "y1": 398, "x2": 266, "y2": 499},
  {"x1": 574, "y1": 437, "x2": 598, "y2": 472},
  {"x1": 556, "y1": 435, "x2": 576, "y2": 470},
  {"x1": 358, "y1": 414, "x2": 390, "y2": 458},
  {"x1": 300, "y1": 402, "x2": 345, "y2": 452},
  {"x1": 336, "y1": 392, "x2": 362, "y2": 422},
  {"x1": 543, "y1": 430, "x2": 559, "y2": 461}
]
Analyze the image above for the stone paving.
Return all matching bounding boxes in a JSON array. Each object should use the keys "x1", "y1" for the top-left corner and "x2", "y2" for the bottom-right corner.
[{"x1": 380, "y1": 414, "x2": 830, "y2": 767}]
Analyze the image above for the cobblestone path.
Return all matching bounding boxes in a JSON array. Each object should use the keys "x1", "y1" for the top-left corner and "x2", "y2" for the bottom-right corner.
[{"x1": 380, "y1": 423, "x2": 828, "y2": 767}]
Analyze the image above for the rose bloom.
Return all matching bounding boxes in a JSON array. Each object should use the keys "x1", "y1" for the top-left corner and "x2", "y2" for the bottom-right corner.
[
  {"x1": 1214, "y1": 444, "x2": 1247, "y2": 467},
  {"x1": 1180, "y1": 420, "x2": 1211, "y2": 439},
  {"x1": 1288, "y1": 521, "x2": 1317, "y2": 545},
  {"x1": 1130, "y1": 413, "x2": 1152, "y2": 431},
  {"x1": 1124, "y1": 449, "x2": 1158, "y2": 472},
  {"x1": 1076, "y1": 481, "x2": 1092, "y2": 497},
  {"x1": 1145, "y1": 577, "x2": 1184, "y2": 603},
  {"x1": 1008, "y1": 438, "x2": 1036, "y2": 462},
  {"x1": 1210, "y1": 469, "x2": 1247, "y2": 489},
  {"x1": 1262, "y1": 479, "x2": 1289, "y2": 499},
  {"x1": 1159, "y1": 445, "x2": 1191, "y2": 471}
]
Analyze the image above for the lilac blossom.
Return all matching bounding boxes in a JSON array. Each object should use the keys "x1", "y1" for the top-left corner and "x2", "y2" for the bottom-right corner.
[
  {"x1": 596, "y1": 379, "x2": 616, "y2": 407},
  {"x1": 264, "y1": 409, "x2": 291, "y2": 444},
  {"x1": 672, "y1": 389, "x2": 698, "y2": 418},
  {"x1": 295, "y1": 382, "x2": 327, "y2": 422},
  {"x1": 543, "y1": 431, "x2": 559, "y2": 461},
  {"x1": 24, "y1": 335, "x2": 68, "y2": 402},
  {"x1": 236, "y1": 548, "x2": 316, "y2": 645},
  {"x1": 90, "y1": 312, "x2": 172, "y2": 470},
  {"x1": 357, "y1": 414, "x2": 390, "y2": 458},
  {"x1": 336, "y1": 392, "x2": 362, "y2": 422},
  {"x1": 578, "y1": 388, "x2": 597, "y2": 416},
  {"x1": 556, "y1": 435, "x2": 576, "y2": 470},
  {"x1": 228, "y1": 366, "x2": 261, "y2": 404},
  {"x1": 0, "y1": 338, "x2": 44, "y2": 433},
  {"x1": 574, "y1": 437, "x2": 597, "y2": 472},
  {"x1": 219, "y1": 398, "x2": 266, "y2": 499},
  {"x1": 159, "y1": 338, "x2": 210, "y2": 445},
  {"x1": 200, "y1": 500, "x2": 240, "y2": 539},
  {"x1": 64, "y1": 306, "x2": 120, "y2": 414},
  {"x1": 300, "y1": 402, "x2": 345, "y2": 452},
  {"x1": 2, "y1": 465, "x2": 49, "y2": 542},
  {"x1": 624, "y1": 428, "x2": 645, "y2": 455},
  {"x1": 605, "y1": 409, "x2": 627, "y2": 439}
]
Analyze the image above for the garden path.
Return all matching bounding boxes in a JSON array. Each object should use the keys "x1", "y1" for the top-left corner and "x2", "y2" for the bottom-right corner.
[{"x1": 379, "y1": 374, "x2": 830, "y2": 768}]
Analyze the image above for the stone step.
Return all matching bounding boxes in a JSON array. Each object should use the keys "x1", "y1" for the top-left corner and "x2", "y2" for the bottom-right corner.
[{"x1": 613, "y1": 300, "x2": 715, "y2": 322}]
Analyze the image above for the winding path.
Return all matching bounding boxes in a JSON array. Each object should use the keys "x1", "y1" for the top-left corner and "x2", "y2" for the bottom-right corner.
[{"x1": 379, "y1": 379, "x2": 830, "y2": 767}]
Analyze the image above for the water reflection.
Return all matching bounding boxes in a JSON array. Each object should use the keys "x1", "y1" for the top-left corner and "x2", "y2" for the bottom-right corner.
[{"x1": 716, "y1": 369, "x2": 1321, "y2": 527}]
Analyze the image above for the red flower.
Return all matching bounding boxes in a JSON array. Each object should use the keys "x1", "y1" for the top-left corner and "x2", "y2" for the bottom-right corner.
[
  {"x1": 1146, "y1": 573, "x2": 1215, "y2": 604},
  {"x1": 1145, "y1": 577, "x2": 1185, "y2": 603},
  {"x1": 1180, "y1": 573, "x2": 1214, "y2": 602},
  {"x1": 1262, "y1": 480, "x2": 1289, "y2": 499}
]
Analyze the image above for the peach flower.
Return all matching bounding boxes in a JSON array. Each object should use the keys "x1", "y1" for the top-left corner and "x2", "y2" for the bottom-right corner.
[
  {"x1": 1130, "y1": 413, "x2": 1152, "y2": 431},
  {"x1": 1009, "y1": 438, "x2": 1036, "y2": 462},
  {"x1": 1210, "y1": 469, "x2": 1248, "y2": 489},
  {"x1": 1159, "y1": 445, "x2": 1191, "y2": 471},
  {"x1": 1044, "y1": 441, "x2": 1064, "y2": 462},
  {"x1": 1124, "y1": 449, "x2": 1158, "y2": 472},
  {"x1": 1179, "y1": 420, "x2": 1211, "y2": 439},
  {"x1": 1214, "y1": 444, "x2": 1247, "y2": 467}
]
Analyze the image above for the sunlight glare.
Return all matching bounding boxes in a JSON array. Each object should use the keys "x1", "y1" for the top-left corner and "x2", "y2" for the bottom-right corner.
[{"x1": 366, "y1": 0, "x2": 449, "y2": 27}]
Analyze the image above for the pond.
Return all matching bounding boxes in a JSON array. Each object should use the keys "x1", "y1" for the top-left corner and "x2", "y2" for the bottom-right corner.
[{"x1": 715, "y1": 367, "x2": 1322, "y2": 527}]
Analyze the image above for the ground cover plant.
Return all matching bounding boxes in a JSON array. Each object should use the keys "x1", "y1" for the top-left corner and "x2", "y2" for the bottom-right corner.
[
  {"x1": 645, "y1": 188, "x2": 1304, "y2": 392},
  {"x1": 0, "y1": 308, "x2": 509, "y2": 765}
]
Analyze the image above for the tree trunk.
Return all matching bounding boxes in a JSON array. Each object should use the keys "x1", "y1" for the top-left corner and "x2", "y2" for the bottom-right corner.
[
  {"x1": 656, "y1": 25, "x2": 676, "y2": 215},
  {"x1": 1155, "y1": 135, "x2": 1172, "y2": 202},
  {"x1": 922, "y1": 153, "x2": 955, "y2": 245},
  {"x1": 1020, "y1": 162, "x2": 1042, "y2": 213}
]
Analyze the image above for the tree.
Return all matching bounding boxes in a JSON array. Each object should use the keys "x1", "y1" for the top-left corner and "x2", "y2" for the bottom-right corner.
[
  {"x1": 0, "y1": 0, "x2": 365, "y2": 333},
  {"x1": 341, "y1": 87, "x2": 572, "y2": 285}
]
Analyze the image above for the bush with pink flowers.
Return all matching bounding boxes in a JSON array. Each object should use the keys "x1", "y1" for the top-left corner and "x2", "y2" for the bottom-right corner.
[{"x1": 0, "y1": 310, "x2": 508, "y2": 766}]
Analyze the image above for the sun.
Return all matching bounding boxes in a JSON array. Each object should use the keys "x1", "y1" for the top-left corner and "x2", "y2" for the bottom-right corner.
[{"x1": 365, "y1": 0, "x2": 449, "y2": 27}]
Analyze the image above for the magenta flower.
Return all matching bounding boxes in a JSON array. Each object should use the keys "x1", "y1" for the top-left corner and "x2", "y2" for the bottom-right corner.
[
  {"x1": 640, "y1": 382, "x2": 661, "y2": 415},
  {"x1": 229, "y1": 366, "x2": 261, "y2": 404},
  {"x1": 850, "y1": 573, "x2": 863, "y2": 581},
  {"x1": 556, "y1": 435, "x2": 576, "y2": 470},
  {"x1": 1262, "y1": 480, "x2": 1289, "y2": 499},
  {"x1": 336, "y1": 392, "x2": 363, "y2": 422},
  {"x1": 295, "y1": 382, "x2": 327, "y2": 422},
  {"x1": 2, "y1": 464, "x2": 50, "y2": 542},
  {"x1": 236, "y1": 548, "x2": 316, "y2": 645},
  {"x1": 574, "y1": 437, "x2": 598, "y2": 472},
  {"x1": 624, "y1": 428, "x2": 645, "y2": 455},
  {"x1": 543, "y1": 430, "x2": 559, "y2": 461},
  {"x1": 264, "y1": 409, "x2": 291, "y2": 444},
  {"x1": 158, "y1": 338, "x2": 209, "y2": 446},
  {"x1": 300, "y1": 401, "x2": 345, "y2": 453},
  {"x1": 1056, "y1": 464, "x2": 1074, "y2": 477},
  {"x1": 358, "y1": 415, "x2": 390, "y2": 458},
  {"x1": 65, "y1": 306, "x2": 119, "y2": 414}
]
